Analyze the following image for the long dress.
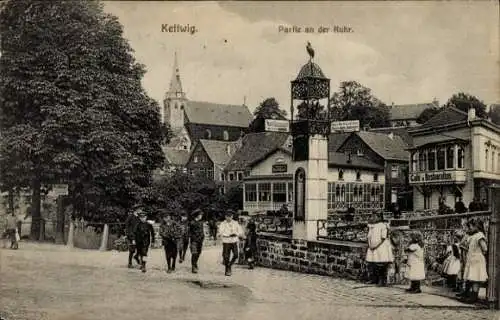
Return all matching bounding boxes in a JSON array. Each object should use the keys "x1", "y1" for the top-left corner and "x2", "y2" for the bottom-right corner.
[
  {"x1": 462, "y1": 232, "x2": 488, "y2": 282},
  {"x1": 365, "y1": 222, "x2": 394, "y2": 263},
  {"x1": 406, "y1": 243, "x2": 426, "y2": 281},
  {"x1": 442, "y1": 244, "x2": 461, "y2": 276}
]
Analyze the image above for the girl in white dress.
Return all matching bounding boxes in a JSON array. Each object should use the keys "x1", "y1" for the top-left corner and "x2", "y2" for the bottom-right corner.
[
  {"x1": 404, "y1": 231, "x2": 425, "y2": 293},
  {"x1": 366, "y1": 211, "x2": 394, "y2": 286},
  {"x1": 461, "y1": 219, "x2": 488, "y2": 303},
  {"x1": 442, "y1": 231, "x2": 463, "y2": 291}
]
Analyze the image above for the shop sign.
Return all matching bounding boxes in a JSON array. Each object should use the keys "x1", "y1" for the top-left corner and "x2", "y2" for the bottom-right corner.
[
  {"x1": 272, "y1": 164, "x2": 288, "y2": 173},
  {"x1": 409, "y1": 171, "x2": 466, "y2": 184},
  {"x1": 330, "y1": 120, "x2": 360, "y2": 133},
  {"x1": 265, "y1": 119, "x2": 290, "y2": 132}
]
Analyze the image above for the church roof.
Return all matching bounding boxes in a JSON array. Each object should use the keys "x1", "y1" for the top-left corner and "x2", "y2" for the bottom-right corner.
[
  {"x1": 165, "y1": 52, "x2": 185, "y2": 100},
  {"x1": 389, "y1": 102, "x2": 437, "y2": 121},
  {"x1": 198, "y1": 139, "x2": 239, "y2": 168},
  {"x1": 184, "y1": 101, "x2": 253, "y2": 128},
  {"x1": 295, "y1": 61, "x2": 326, "y2": 80}
]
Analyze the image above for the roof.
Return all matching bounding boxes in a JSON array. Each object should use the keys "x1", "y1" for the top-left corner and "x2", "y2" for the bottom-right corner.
[
  {"x1": 409, "y1": 137, "x2": 470, "y2": 150},
  {"x1": 328, "y1": 152, "x2": 384, "y2": 171},
  {"x1": 353, "y1": 131, "x2": 410, "y2": 161},
  {"x1": 163, "y1": 147, "x2": 190, "y2": 166},
  {"x1": 389, "y1": 102, "x2": 437, "y2": 121},
  {"x1": 328, "y1": 133, "x2": 352, "y2": 152},
  {"x1": 295, "y1": 61, "x2": 326, "y2": 79},
  {"x1": 368, "y1": 127, "x2": 414, "y2": 146},
  {"x1": 198, "y1": 139, "x2": 240, "y2": 167},
  {"x1": 224, "y1": 132, "x2": 291, "y2": 171},
  {"x1": 419, "y1": 106, "x2": 468, "y2": 129},
  {"x1": 184, "y1": 101, "x2": 253, "y2": 127}
]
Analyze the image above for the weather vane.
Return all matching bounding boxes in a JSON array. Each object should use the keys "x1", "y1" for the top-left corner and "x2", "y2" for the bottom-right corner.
[{"x1": 306, "y1": 41, "x2": 315, "y2": 61}]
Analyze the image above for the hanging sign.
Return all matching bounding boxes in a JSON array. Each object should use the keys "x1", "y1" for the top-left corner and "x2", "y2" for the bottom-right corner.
[
  {"x1": 330, "y1": 120, "x2": 360, "y2": 133},
  {"x1": 265, "y1": 119, "x2": 290, "y2": 132}
]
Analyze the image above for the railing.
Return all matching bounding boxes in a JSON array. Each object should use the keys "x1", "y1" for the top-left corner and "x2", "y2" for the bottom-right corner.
[
  {"x1": 245, "y1": 202, "x2": 294, "y2": 213},
  {"x1": 254, "y1": 215, "x2": 293, "y2": 236}
]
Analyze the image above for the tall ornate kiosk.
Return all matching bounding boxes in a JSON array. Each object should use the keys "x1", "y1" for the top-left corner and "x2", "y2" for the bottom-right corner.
[{"x1": 290, "y1": 45, "x2": 331, "y2": 240}]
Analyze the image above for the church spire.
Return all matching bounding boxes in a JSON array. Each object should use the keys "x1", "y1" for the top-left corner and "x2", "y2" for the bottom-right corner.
[{"x1": 166, "y1": 52, "x2": 185, "y2": 99}]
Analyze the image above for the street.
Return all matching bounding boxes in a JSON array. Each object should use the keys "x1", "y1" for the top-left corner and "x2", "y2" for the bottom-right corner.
[{"x1": 0, "y1": 242, "x2": 498, "y2": 320}]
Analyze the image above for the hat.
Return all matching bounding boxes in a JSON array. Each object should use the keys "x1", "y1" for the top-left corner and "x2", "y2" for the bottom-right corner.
[
  {"x1": 225, "y1": 209, "x2": 235, "y2": 216},
  {"x1": 191, "y1": 209, "x2": 203, "y2": 217}
]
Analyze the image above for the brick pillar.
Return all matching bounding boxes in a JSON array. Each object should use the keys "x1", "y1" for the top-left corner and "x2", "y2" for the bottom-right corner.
[{"x1": 486, "y1": 185, "x2": 500, "y2": 309}]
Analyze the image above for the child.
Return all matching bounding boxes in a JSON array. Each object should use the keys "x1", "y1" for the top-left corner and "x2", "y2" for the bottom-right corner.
[
  {"x1": 177, "y1": 213, "x2": 189, "y2": 264},
  {"x1": 405, "y1": 231, "x2": 425, "y2": 294},
  {"x1": 442, "y1": 231, "x2": 463, "y2": 291},
  {"x1": 365, "y1": 211, "x2": 394, "y2": 286},
  {"x1": 461, "y1": 219, "x2": 488, "y2": 304},
  {"x1": 244, "y1": 220, "x2": 258, "y2": 269},
  {"x1": 134, "y1": 211, "x2": 155, "y2": 273},
  {"x1": 160, "y1": 214, "x2": 182, "y2": 273},
  {"x1": 188, "y1": 209, "x2": 205, "y2": 274}
]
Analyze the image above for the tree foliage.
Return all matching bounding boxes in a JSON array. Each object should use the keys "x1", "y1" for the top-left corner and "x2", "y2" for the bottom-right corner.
[
  {"x1": 444, "y1": 92, "x2": 487, "y2": 118},
  {"x1": 488, "y1": 104, "x2": 500, "y2": 125},
  {"x1": 330, "y1": 81, "x2": 390, "y2": 129},
  {"x1": 0, "y1": 1, "x2": 168, "y2": 238},
  {"x1": 416, "y1": 107, "x2": 440, "y2": 124},
  {"x1": 249, "y1": 97, "x2": 287, "y2": 132}
]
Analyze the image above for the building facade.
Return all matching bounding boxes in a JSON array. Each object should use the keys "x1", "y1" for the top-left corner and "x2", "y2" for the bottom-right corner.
[
  {"x1": 408, "y1": 107, "x2": 500, "y2": 210},
  {"x1": 336, "y1": 131, "x2": 412, "y2": 210}
]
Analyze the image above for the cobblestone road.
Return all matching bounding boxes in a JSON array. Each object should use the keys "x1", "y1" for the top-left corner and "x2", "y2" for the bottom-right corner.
[{"x1": 0, "y1": 242, "x2": 498, "y2": 320}]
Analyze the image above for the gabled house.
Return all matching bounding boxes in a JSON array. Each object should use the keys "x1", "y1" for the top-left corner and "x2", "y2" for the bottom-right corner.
[{"x1": 336, "y1": 131, "x2": 412, "y2": 210}]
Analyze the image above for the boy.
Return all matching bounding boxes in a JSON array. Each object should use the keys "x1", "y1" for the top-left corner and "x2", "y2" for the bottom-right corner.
[
  {"x1": 178, "y1": 213, "x2": 189, "y2": 263},
  {"x1": 188, "y1": 209, "x2": 204, "y2": 274},
  {"x1": 135, "y1": 211, "x2": 155, "y2": 273},
  {"x1": 125, "y1": 207, "x2": 141, "y2": 268},
  {"x1": 160, "y1": 214, "x2": 182, "y2": 273},
  {"x1": 3, "y1": 210, "x2": 19, "y2": 249},
  {"x1": 219, "y1": 210, "x2": 244, "y2": 276}
]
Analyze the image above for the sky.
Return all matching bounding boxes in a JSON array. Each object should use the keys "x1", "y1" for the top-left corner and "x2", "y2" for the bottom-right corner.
[{"x1": 103, "y1": 1, "x2": 499, "y2": 115}]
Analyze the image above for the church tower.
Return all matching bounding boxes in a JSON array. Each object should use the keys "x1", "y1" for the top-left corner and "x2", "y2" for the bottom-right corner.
[{"x1": 163, "y1": 52, "x2": 187, "y2": 130}]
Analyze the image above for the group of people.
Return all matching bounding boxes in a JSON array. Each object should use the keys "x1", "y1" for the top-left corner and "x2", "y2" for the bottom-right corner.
[
  {"x1": 124, "y1": 206, "x2": 258, "y2": 276},
  {"x1": 365, "y1": 211, "x2": 488, "y2": 303}
]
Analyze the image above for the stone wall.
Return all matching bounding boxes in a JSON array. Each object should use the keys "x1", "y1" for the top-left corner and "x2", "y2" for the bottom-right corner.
[{"x1": 257, "y1": 233, "x2": 368, "y2": 281}]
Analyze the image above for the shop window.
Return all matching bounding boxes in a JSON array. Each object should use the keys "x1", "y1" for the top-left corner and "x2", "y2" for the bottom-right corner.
[
  {"x1": 437, "y1": 147, "x2": 445, "y2": 170},
  {"x1": 391, "y1": 165, "x2": 399, "y2": 178},
  {"x1": 419, "y1": 152, "x2": 427, "y2": 171},
  {"x1": 259, "y1": 183, "x2": 271, "y2": 202},
  {"x1": 458, "y1": 146, "x2": 465, "y2": 168},
  {"x1": 245, "y1": 184, "x2": 257, "y2": 202},
  {"x1": 446, "y1": 146, "x2": 455, "y2": 169},
  {"x1": 427, "y1": 149, "x2": 436, "y2": 171},
  {"x1": 272, "y1": 182, "x2": 287, "y2": 203}
]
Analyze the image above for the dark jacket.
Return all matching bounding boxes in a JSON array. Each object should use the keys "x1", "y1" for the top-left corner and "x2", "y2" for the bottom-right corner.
[
  {"x1": 135, "y1": 221, "x2": 155, "y2": 247},
  {"x1": 455, "y1": 201, "x2": 467, "y2": 214},
  {"x1": 160, "y1": 221, "x2": 183, "y2": 241},
  {"x1": 189, "y1": 220, "x2": 204, "y2": 243},
  {"x1": 125, "y1": 214, "x2": 140, "y2": 240}
]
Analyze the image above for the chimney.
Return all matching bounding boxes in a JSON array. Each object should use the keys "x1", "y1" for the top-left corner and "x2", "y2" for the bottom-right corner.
[
  {"x1": 468, "y1": 107, "x2": 476, "y2": 121},
  {"x1": 388, "y1": 132, "x2": 394, "y2": 140}
]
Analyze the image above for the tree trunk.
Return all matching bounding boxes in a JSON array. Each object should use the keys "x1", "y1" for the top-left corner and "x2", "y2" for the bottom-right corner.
[
  {"x1": 55, "y1": 195, "x2": 65, "y2": 244},
  {"x1": 30, "y1": 176, "x2": 42, "y2": 241},
  {"x1": 99, "y1": 223, "x2": 109, "y2": 251}
]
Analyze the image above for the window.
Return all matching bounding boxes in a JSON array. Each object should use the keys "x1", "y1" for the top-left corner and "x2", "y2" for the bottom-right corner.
[
  {"x1": 229, "y1": 173, "x2": 234, "y2": 181},
  {"x1": 356, "y1": 171, "x2": 361, "y2": 181},
  {"x1": 491, "y1": 151, "x2": 495, "y2": 172},
  {"x1": 485, "y1": 149, "x2": 489, "y2": 171},
  {"x1": 428, "y1": 149, "x2": 436, "y2": 170},
  {"x1": 183, "y1": 145, "x2": 187, "y2": 150},
  {"x1": 223, "y1": 130, "x2": 229, "y2": 141},
  {"x1": 437, "y1": 147, "x2": 445, "y2": 170},
  {"x1": 180, "y1": 105, "x2": 184, "y2": 110},
  {"x1": 357, "y1": 149, "x2": 364, "y2": 156},
  {"x1": 446, "y1": 146, "x2": 455, "y2": 169},
  {"x1": 194, "y1": 156, "x2": 198, "y2": 163},
  {"x1": 287, "y1": 182, "x2": 293, "y2": 203},
  {"x1": 419, "y1": 152, "x2": 427, "y2": 171},
  {"x1": 206, "y1": 168, "x2": 214, "y2": 180},
  {"x1": 328, "y1": 183, "x2": 335, "y2": 209},
  {"x1": 338, "y1": 170, "x2": 344, "y2": 180},
  {"x1": 411, "y1": 152, "x2": 418, "y2": 172},
  {"x1": 272, "y1": 182, "x2": 287, "y2": 203},
  {"x1": 458, "y1": 146, "x2": 465, "y2": 168},
  {"x1": 205, "y1": 129, "x2": 212, "y2": 139},
  {"x1": 245, "y1": 184, "x2": 257, "y2": 202},
  {"x1": 237, "y1": 172, "x2": 243, "y2": 181},
  {"x1": 424, "y1": 194, "x2": 431, "y2": 210},
  {"x1": 374, "y1": 173, "x2": 379, "y2": 182},
  {"x1": 259, "y1": 183, "x2": 271, "y2": 202},
  {"x1": 391, "y1": 165, "x2": 399, "y2": 178},
  {"x1": 221, "y1": 173, "x2": 225, "y2": 181}
]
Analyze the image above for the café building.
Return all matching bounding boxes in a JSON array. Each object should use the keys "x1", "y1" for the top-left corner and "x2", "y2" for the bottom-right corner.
[{"x1": 408, "y1": 106, "x2": 500, "y2": 210}]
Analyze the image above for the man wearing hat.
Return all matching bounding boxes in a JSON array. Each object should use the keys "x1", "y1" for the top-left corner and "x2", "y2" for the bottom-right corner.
[
  {"x1": 125, "y1": 206, "x2": 141, "y2": 268},
  {"x1": 188, "y1": 208, "x2": 205, "y2": 273},
  {"x1": 218, "y1": 209, "x2": 244, "y2": 276},
  {"x1": 134, "y1": 210, "x2": 155, "y2": 273}
]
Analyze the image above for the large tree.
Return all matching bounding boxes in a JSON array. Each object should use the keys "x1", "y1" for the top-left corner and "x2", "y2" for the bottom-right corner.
[
  {"x1": 0, "y1": 1, "x2": 167, "y2": 239},
  {"x1": 444, "y1": 92, "x2": 487, "y2": 118},
  {"x1": 416, "y1": 106, "x2": 440, "y2": 124},
  {"x1": 488, "y1": 104, "x2": 500, "y2": 125},
  {"x1": 330, "y1": 81, "x2": 390, "y2": 129}
]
